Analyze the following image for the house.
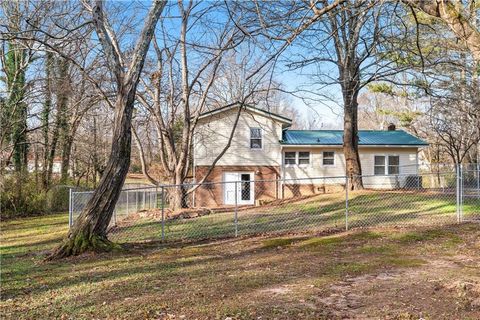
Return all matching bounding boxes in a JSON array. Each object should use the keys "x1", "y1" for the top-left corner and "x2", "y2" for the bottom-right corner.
[{"x1": 193, "y1": 103, "x2": 428, "y2": 207}]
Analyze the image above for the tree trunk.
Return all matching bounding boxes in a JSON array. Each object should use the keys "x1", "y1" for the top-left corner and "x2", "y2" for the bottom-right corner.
[
  {"x1": 50, "y1": 86, "x2": 135, "y2": 258},
  {"x1": 169, "y1": 184, "x2": 188, "y2": 210},
  {"x1": 42, "y1": 51, "x2": 53, "y2": 188},
  {"x1": 48, "y1": 0, "x2": 166, "y2": 259},
  {"x1": 60, "y1": 135, "x2": 73, "y2": 183},
  {"x1": 342, "y1": 84, "x2": 363, "y2": 190}
]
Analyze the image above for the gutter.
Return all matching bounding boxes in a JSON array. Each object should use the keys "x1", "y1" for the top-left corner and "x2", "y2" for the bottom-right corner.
[{"x1": 280, "y1": 144, "x2": 429, "y2": 148}]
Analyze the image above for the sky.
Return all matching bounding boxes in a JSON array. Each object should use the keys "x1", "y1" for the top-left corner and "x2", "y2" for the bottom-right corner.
[
  {"x1": 0, "y1": 0, "x2": 346, "y2": 129},
  {"x1": 104, "y1": 1, "x2": 347, "y2": 128}
]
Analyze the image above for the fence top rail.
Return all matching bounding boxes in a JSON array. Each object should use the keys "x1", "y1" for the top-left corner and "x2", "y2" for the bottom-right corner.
[{"x1": 69, "y1": 166, "x2": 477, "y2": 194}]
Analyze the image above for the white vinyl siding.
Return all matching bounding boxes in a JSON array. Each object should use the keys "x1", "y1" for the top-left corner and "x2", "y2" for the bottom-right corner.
[
  {"x1": 194, "y1": 108, "x2": 284, "y2": 166},
  {"x1": 283, "y1": 147, "x2": 418, "y2": 188}
]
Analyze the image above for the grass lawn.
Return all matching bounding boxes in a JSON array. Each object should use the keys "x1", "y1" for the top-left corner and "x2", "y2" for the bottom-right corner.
[
  {"x1": 109, "y1": 190, "x2": 479, "y2": 244},
  {"x1": 1, "y1": 212, "x2": 480, "y2": 319}
]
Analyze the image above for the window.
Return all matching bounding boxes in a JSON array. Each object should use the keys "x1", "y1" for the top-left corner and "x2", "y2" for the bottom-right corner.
[
  {"x1": 298, "y1": 152, "x2": 310, "y2": 165},
  {"x1": 388, "y1": 156, "x2": 400, "y2": 174},
  {"x1": 374, "y1": 155, "x2": 400, "y2": 175},
  {"x1": 374, "y1": 156, "x2": 386, "y2": 175},
  {"x1": 250, "y1": 128, "x2": 262, "y2": 149},
  {"x1": 323, "y1": 151, "x2": 335, "y2": 165},
  {"x1": 284, "y1": 152, "x2": 296, "y2": 165}
]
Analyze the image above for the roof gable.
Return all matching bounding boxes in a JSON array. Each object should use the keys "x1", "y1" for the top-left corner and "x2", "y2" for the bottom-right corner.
[
  {"x1": 196, "y1": 103, "x2": 292, "y2": 125},
  {"x1": 282, "y1": 130, "x2": 428, "y2": 146}
]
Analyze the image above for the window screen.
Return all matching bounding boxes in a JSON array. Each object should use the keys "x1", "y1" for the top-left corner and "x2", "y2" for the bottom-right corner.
[
  {"x1": 374, "y1": 156, "x2": 386, "y2": 175},
  {"x1": 250, "y1": 128, "x2": 262, "y2": 149},
  {"x1": 388, "y1": 156, "x2": 400, "y2": 175},
  {"x1": 323, "y1": 151, "x2": 335, "y2": 165},
  {"x1": 284, "y1": 152, "x2": 296, "y2": 165},
  {"x1": 298, "y1": 152, "x2": 310, "y2": 165}
]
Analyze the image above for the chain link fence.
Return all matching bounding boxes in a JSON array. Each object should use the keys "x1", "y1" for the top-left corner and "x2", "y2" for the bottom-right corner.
[{"x1": 69, "y1": 164, "x2": 480, "y2": 245}]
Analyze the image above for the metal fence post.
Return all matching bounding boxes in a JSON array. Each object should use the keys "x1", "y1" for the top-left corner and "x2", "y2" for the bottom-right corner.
[
  {"x1": 136, "y1": 191, "x2": 139, "y2": 211},
  {"x1": 455, "y1": 164, "x2": 460, "y2": 223},
  {"x1": 126, "y1": 190, "x2": 129, "y2": 215},
  {"x1": 68, "y1": 188, "x2": 73, "y2": 228},
  {"x1": 345, "y1": 176, "x2": 349, "y2": 231},
  {"x1": 459, "y1": 165, "x2": 463, "y2": 222},
  {"x1": 161, "y1": 186, "x2": 165, "y2": 241},
  {"x1": 234, "y1": 181, "x2": 238, "y2": 237},
  {"x1": 477, "y1": 163, "x2": 480, "y2": 196}
]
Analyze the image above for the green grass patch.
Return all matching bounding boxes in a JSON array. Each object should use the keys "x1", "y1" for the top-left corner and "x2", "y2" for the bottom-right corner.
[
  {"x1": 298, "y1": 235, "x2": 345, "y2": 249},
  {"x1": 359, "y1": 244, "x2": 397, "y2": 255},
  {"x1": 393, "y1": 229, "x2": 458, "y2": 244},
  {"x1": 381, "y1": 257, "x2": 426, "y2": 268},
  {"x1": 261, "y1": 237, "x2": 300, "y2": 249}
]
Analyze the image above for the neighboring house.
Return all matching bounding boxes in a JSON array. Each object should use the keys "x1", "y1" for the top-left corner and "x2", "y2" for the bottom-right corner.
[{"x1": 193, "y1": 103, "x2": 428, "y2": 207}]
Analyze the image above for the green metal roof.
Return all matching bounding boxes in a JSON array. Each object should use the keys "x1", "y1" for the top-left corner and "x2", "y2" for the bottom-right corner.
[{"x1": 281, "y1": 130, "x2": 428, "y2": 146}]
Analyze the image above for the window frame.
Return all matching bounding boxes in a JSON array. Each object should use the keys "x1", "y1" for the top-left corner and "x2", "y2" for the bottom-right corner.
[
  {"x1": 387, "y1": 155, "x2": 400, "y2": 175},
  {"x1": 284, "y1": 151, "x2": 297, "y2": 166},
  {"x1": 249, "y1": 127, "x2": 262, "y2": 150},
  {"x1": 374, "y1": 154, "x2": 400, "y2": 176},
  {"x1": 322, "y1": 151, "x2": 335, "y2": 166},
  {"x1": 298, "y1": 151, "x2": 311, "y2": 166},
  {"x1": 374, "y1": 155, "x2": 386, "y2": 175}
]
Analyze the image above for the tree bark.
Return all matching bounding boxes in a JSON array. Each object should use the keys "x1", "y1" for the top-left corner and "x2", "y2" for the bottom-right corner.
[
  {"x1": 49, "y1": 0, "x2": 166, "y2": 259},
  {"x1": 342, "y1": 83, "x2": 364, "y2": 190}
]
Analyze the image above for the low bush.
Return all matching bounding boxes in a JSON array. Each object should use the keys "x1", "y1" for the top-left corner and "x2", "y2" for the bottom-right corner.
[{"x1": 0, "y1": 174, "x2": 71, "y2": 218}]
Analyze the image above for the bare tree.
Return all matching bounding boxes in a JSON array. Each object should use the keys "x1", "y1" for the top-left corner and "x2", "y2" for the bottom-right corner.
[
  {"x1": 133, "y1": 1, "x2": 277, "y2": 209},
  {"x1": 49, "y1": 0, "x2": 166, "y2": 258},
  {"x1": 402, "y1": 0, "x2": 480, "y2": 63}
]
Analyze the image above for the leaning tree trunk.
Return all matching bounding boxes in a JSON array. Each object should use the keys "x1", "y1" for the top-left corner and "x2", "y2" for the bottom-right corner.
[
  {"x1": 50, "y1": 88, "x2": 135, "y2": 258},
  {"x1": 47, "y1": 0, "x2": 166, "y2": 259},
  {"x1": 343, "y1": 84, "x2": 364, "y2": 190},
  {"x1": 51, "y1": 90, "x2": 134, "y2": 256}
]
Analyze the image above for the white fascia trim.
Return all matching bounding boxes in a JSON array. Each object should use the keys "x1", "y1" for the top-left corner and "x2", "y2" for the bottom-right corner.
[
  {"x1": 197, "y1": 105, "x2": 292, "y2": 125},
  {"x1": 281, "y1": 145, "x2": 425, "y2": 148}
]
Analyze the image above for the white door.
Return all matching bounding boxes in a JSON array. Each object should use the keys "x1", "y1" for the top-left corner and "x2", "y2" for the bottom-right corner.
[
  {"x1": 223, "y1": 172, "x2": 254, "y2": 205},
  {"x1": 223, "y1": 172, "x2": 238, "y2": 205}
]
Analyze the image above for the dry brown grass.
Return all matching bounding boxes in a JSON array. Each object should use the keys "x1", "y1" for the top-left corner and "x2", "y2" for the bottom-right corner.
[{"x1": 1, "y1": 213, "x2": 479, "y2": 319}]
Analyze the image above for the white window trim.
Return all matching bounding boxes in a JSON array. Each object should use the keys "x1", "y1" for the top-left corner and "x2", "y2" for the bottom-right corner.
[
  {"x1": 249, "y1": 127, "x2": 263, "y2": 150},
  {"x1": 283, "y1": 151, "x2": 311, "y2": 167},
  {"x1": 322, "y1": 151, "x2": 335, "y2": 166},
  {"x1": 284, "y1": 151, "x2": 297, "y2": 167},
  {"x1": 298, "y1": 151, "x2": 311, "y2": 167},
  {"x1": 374, "y1": 154, "x2": 400, "y2": 176}
]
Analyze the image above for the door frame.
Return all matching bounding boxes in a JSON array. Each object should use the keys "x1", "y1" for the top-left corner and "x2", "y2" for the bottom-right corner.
[{"x1": 223, "y1": 171, "x2": 255, "y2": 205}]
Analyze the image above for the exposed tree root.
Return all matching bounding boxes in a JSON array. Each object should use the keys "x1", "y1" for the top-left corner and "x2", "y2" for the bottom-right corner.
[{"x1": 47, "y1": 233, "x2": 122, "y2": 260}]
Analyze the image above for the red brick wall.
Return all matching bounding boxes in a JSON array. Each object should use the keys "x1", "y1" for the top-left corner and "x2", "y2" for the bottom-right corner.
[{"x1": 194, "y1": 166, "x2": 280, "y2": 207}]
